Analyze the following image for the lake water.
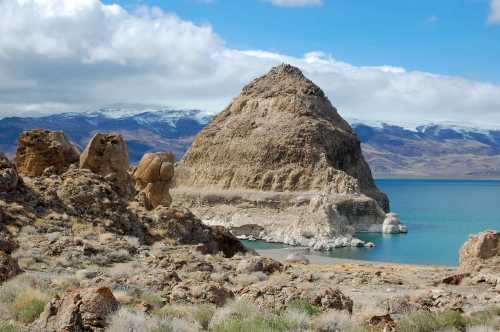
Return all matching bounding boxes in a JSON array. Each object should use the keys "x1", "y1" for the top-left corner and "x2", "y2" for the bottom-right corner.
[{"x1": 243, "y1": 179, "x2": 500, "y2": 266}]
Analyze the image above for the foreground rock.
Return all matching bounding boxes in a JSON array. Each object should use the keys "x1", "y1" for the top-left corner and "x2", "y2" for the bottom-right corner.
[
  {"x1": 460, "y1": 230, "x2": 500, "y2": 272},
  {"x1": 35, "y1": 287, "x2": 119, "y2": 331},
  {"x1": 15, "y1": 129, "x2": 80, "y2": 176},
  {"x1": 0, "y1": 250, "x2": 22, "y2": 283},
  {"x1": 80, "y1": 133, "x2": 131, "y2": 196},
  {"x1": 133, "y1": 152, "x2": 175, "y2": 209},
  {"x1": 173, "y1": 65, "x2": 404, "y2": 250}
]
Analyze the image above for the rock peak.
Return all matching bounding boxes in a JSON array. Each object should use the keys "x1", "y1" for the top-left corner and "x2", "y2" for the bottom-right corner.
[{"x1": 241, "y1": 64, "x2": 324, "y2": 98}]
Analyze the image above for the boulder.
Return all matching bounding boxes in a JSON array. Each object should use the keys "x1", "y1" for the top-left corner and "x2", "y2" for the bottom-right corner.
[
  {"x1": 133, "y1": 152, "x2": 175, "y2": 209},
  {"x1": 0, "y1": 152, "x2": 18, "y2": 192},
  {"x1": 169, "y1": 281, "x2": 234, "y2": 306},
  {"x1": 15, "y1": 129, "x2": 79, "y2": 177},
  {"x1": 57, "y1": 168, "x2": 127, "y2": 218},
  {"x1": 459, "y1": 230, "x2": 500, "y2": 271},
  {"x1": 0, "y1": 250, "x2": 22, "y2": 283},
  {"x1": 285, "y1": 252, "x2": 310, "y2": 265},
  {"x1": 150, "y1": 207, "x2": 248, "y2": 257},
  {"x1": 80, "y1": 133, "x2": 131, "y2": 196},
  {"x1": 35, "y1": 287, "x2": 119, "y2": 332}
]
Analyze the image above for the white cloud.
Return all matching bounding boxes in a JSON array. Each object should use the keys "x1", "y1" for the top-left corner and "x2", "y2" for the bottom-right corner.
[
  {"x1": 489, "y1": 0, "x2": 500, "y2": 24},
  {"x1": 1, "y1": 0, "x2": 500, "y2": 128},
  {"x1": 262, "y1": 0, "x2": 322, "y2": 7}
]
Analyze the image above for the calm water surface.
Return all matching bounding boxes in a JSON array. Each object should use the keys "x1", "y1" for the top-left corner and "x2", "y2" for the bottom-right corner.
[{"x1": 244, "y1": 179, "x2": 500, "y2": 266}]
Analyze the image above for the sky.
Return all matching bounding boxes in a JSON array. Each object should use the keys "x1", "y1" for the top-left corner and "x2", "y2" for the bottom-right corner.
[{"x1": 0, "y1": 0, "x2": 500, "y2": 126}]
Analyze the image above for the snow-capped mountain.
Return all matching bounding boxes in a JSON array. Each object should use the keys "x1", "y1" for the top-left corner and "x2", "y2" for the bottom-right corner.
[{"x1": 1, "y1": 105, "x2": 500, "y2": 177}]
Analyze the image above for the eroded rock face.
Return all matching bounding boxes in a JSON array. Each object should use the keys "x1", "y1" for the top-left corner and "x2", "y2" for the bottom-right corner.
[
  {"x1": 80, "y1": 133, "x2": 131, "y2": 196},
  {"x1": 460, "y1": 230, "x2": 500, "y2": 271},
  {"x1": 35, "y1": 287, "x2": 119, "y2": 332},
  {"x1": 15, "y1": 129, "x2": 80, "y2": 177},
  {"x1": 150, "y1": 207, "x2": 248, "y2": 257},
  {"x1": 0, "y1": 152, "x2": 18, "y2": 193},
  {"x1": 133, "y1": 152, "x2": 175, "y2": 209},
  {"x1": 177, "y1": 64, "x2": 388, "y2": 211}
]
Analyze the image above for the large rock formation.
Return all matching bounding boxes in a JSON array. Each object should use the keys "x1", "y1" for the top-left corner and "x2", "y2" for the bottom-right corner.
[
  {"x1": 15, "y1": 129, "x2": 80, "y2": 177},
  {"x1": 133, "y1": 152, "x2": 175, "y2": 209},
  {"x1": 80, "y1": 133, "x2": 131, "y2": 196},
  {"x1": 173, "y1": 64, "x2": 400, "y2": 249},
  {"x1": 460, "y1": 230, "x2": 500, "y2": 272}
]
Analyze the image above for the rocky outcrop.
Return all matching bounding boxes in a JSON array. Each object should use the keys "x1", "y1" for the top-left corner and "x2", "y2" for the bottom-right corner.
[
  {"x1": 177, "y1": 64, "x2": 388, "y2": 210},
  {"x1": 149, "y1": 207, "x2": 248, "y2": 257},
  {"x1": 459, "y1": 230, "x2": 500, "y2": 272},
  {"x1": 133, "y1": 152, "x2": 175, "y2": 209},
  {"x1": 80, "y1": 133, "x2": 131, "y2": 196},
  {"x1": 35, "y1": 287, "x2": 119, "y2": 332},
  {"x1": 173, "y1": 65, "x2": 398, "y2": 249},
  {"x1": 15, "y1": 129, "x2": 80, "y2": 177},
  {"x1": 0, "y1": 152, "x2": 18, "y2": 193}
]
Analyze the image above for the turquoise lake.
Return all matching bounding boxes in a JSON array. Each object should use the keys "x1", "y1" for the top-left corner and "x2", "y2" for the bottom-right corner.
[{"x1": 244, "y1": 179, "x2": 500, "y2": 266}]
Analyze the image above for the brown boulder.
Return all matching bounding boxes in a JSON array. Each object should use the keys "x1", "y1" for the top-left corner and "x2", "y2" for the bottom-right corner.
[
  {"x1": 0, "y1": 152, "x2": 18, "y2": 192},
  {"x1": 80, "y1": 133, "x2": 131, "y2": 196},
  {"x1": 15, "y1": 129, "x2": 80, "y2": 177},
  {"x1": 169, "y1": 281, "x2": 234, "y2": 306},
  {"x1": 459, "y1": 230, "x2": 500, "y2": 271},
  {"x1": 0, "y1": 250, "x2": 22, "y2": 283},
  {"x1": 133, "y1": 152, "x2": 175, "y2": 209},
  {"x1": 35, "y1": 287, "x2": 119, "y2": 331}
]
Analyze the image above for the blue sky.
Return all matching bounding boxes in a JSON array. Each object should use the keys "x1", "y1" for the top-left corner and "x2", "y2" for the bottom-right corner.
[
  {"x1": 108, "y1": 0, "x2": 500, "y2": 83},
  {"x1": 1, "y1": 0, "x2": 500, "y2": 126}
]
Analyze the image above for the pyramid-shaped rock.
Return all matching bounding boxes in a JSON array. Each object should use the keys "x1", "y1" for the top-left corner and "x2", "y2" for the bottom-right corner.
[{"x1": 178, "y1": 64, "x2": 388, "y2": 210}]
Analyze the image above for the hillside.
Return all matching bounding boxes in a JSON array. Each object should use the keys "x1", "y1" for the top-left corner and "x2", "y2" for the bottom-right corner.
[{"x1": 1, "y1": 105, "x2": 500, "y2": 177}]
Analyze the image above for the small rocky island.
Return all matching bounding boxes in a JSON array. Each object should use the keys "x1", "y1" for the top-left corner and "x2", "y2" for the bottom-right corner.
[
  {"x1": 0, "y1": 67, "x2": 498, "y2": 332},
  {"x1": 173, "y1": 64, "x2": 406, "y2": 249}
]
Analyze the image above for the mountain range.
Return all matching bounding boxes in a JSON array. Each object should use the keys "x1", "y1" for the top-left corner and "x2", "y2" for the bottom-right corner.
[{"x1": 1, "y1": 104, "x2": 499, "y2": 177}]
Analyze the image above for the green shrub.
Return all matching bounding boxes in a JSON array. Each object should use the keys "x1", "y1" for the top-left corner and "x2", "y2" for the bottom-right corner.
[
  {"x1": 287, "y1": 299, "x2": 321, "y2": 316},
  {"x1": 396, "y1": 310, "x2": 466, "y2": 332},
  {"x1": 10, "y1": 291, "x2": 48, "y2": 323},
  {"x1": 192, "y1": 304, "x2": 216, "y2": 330}
]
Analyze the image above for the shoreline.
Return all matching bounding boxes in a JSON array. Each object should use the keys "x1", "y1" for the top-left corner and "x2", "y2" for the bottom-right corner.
[{"x1": 256, "y1": 248, "x2": 456, "y2": 269}]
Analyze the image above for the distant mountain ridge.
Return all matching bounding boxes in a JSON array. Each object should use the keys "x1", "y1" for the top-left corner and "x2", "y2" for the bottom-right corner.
[{"x1": 1, "y1": 105, "x2": 499, "y2": 177}]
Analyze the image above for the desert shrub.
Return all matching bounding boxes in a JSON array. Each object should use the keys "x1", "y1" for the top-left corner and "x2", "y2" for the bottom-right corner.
[
  {"x1": 466, "y1": 326, "x2": 497, "y2": 332},
  {"x1": 287, "y1": 299, "x2": 321, "y2": 316},
  {"x1": 466, "y1": 307, "x2": 500, "y2": 329},
  {"x1": 312, "y1": 309, "x2": 354, "y2": 332},
  {"x1": 10, "y1": 290, "x2": 48, "y2": 323},
  {"x1": 107, "y1": 308, "x2": 200, "y2": 332},
  {"x1": 396, "y1": 310, "x2": 466, "y2": 332},
  {"x1": 0, "y1": 321, "x2": 18, "y2": 332},
  {"x1": 140, "y1": 292, "x2": 164, "y2": 309},
  {"x1": 192, "y1": 304, "x2": 216, "y2": 330}
]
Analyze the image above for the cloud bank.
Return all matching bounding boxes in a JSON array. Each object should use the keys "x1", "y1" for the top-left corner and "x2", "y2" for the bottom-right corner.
[
  {"x1": 1, "y1": 0, "x2": 500, "y2": 127},
  {"x1": 490, "y1": 0, "x2": 500, "y2": 24}
]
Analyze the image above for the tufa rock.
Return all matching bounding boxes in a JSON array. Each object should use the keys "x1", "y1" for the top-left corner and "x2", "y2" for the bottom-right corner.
[
  {"x1": 177, "y1": 64, "x2": 388, "y2": 211},
  {"x1": 80, "y1": 133, "x2": 131, "y2": 196},
  {"x1": 35, "y1": 287, "x2": 119, "y2": 332},
  {"x1": 459, "y1": 230, "x2": 500, "y2": 271},
  {"x1": 15, "y1": 129, "x2": 80, "y2": 177},
  {"x1": 133, "y1": 152, "x2": 175, "y2": 209},
  {"x1": 0, "y1": 152, "x2": 18, "y2": 192}
]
